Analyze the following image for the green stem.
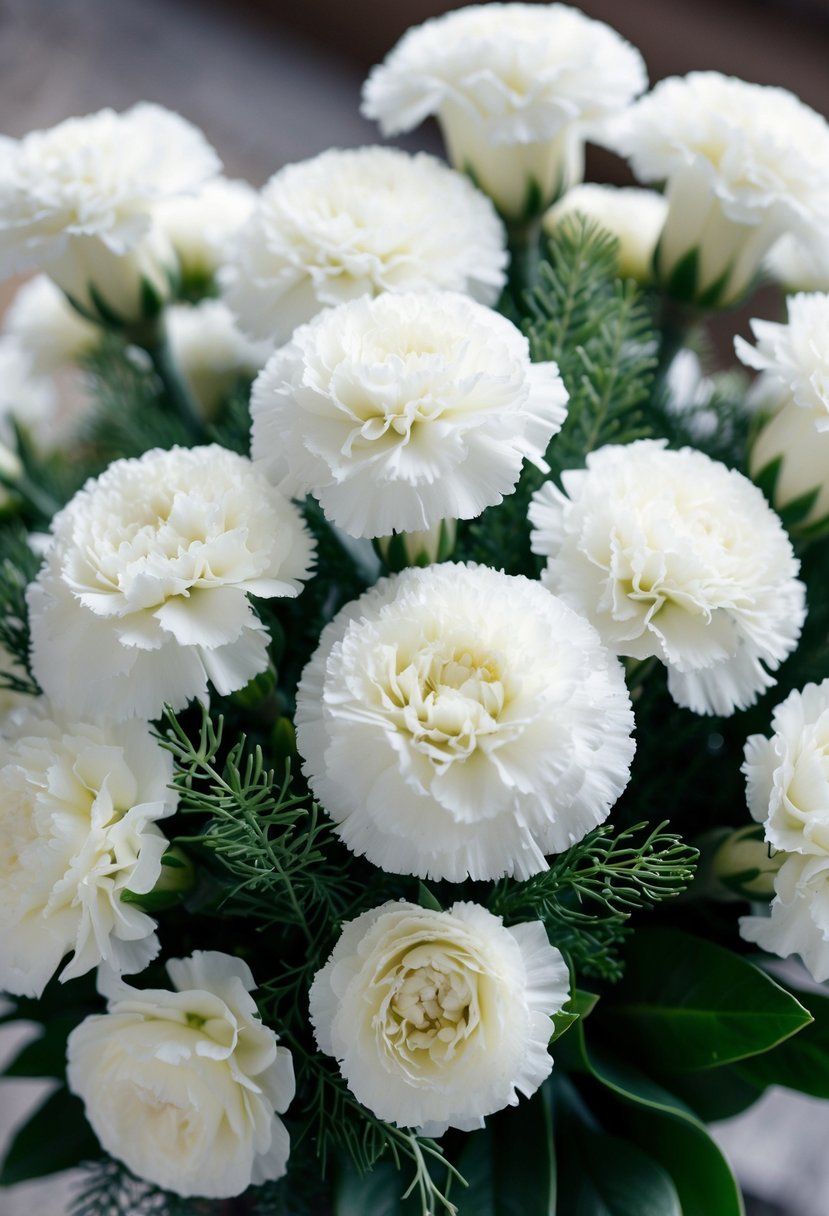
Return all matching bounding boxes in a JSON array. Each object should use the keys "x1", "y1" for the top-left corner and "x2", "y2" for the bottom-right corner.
[
  {"x1": 655, "y1": 296, "x2": 702, "y2": 381},
  {"x1": 506, "y1": 216, "x2": 543, "y2": 299},
  {"x1": 128, "y1": 318, "x2": 205, "y2": 442}
]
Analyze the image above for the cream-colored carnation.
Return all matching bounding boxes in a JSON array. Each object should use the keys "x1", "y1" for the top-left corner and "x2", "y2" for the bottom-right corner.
[
  {"x1": 155, "y1": 177, "x2": 257, "y2": 288},
  {"x1": 3, "y1": 274, "x2": 100, "y2": 376},
  {"x1": 0, "y1": 705, "x2": 175, "y2": 996},
  {"x1": 28, "y1": 445, "x2": 316, "y2": 721},
  {"x1": 362, "y1": 3, "x2": 646, "y2": 219},
  {"x1": 223, "y1": 147, "x2": 508, "y2": 344},
  {"x1": 736, "y1": 293, "x2": 829, "y2": 428},
  {"x1": 741, "y1": 854, "x2": 829, "y2": 983},
  {"x1": 749, "y1": 402, "x2": 829, "y2": 532},
  {"x1": 0, "y1": 104, "x2": 220, "y2": 322},
  {"x1": 530, "y1": 440, "x2": 805, "y2": 716},
  {"x1": 543, "y1": 184, "x2": 667, "y2": 282},
  {"x1": 167, "y1": 301, "x2": 269, "y2": 416},
  {"x1": 610, "y1": 73, "x2": 829, "y2": 306},
  {"x1": 251, "y1": 291, "x2": 567, "y2": 539},
  {"x1": 765, "y1": 233, "x2": 829, "y2": 295},
  {"x1": 296, "y1": 563, "x2": 635, "y2": 882},
  {"x1": 309, "y1": 900, "x2": 569, "y2": 1134},
  {"x1": 67, "y1": 952, "x2": 295, "y2": 1197}
]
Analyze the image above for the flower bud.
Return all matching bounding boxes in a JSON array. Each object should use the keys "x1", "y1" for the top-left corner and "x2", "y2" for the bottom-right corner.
[
  {"x1": 374, "y1": 518, "x2": 457, "y2": 572},
  {"x1": 543, "y1": 184, "x2": 667, "y2": 283},
  {"x1": 45, "y1": 228, "x2": 178, "y2": 329},
  {"x1": 703, "y1": 825, "x2": 783, "y2": 901},
  {"x1": 751, "y1": 401, "x2": 829, "y2": 534}
]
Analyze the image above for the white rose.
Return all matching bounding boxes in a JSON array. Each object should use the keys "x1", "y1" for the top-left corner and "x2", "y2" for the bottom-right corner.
[
  {"x1": 0, "y1": 704, "x2": 175, "y2": 997},
  {"x1": 610, "y1": 73, "x2": 829, "y2": 307},
  {"x1": 543, "y1": 184, "x2": 667, "y2": 283},
  {"x1": 309, "y1": 900, "x2": 569, "y2": 1134},
  {"x1": 296, "y1": 562, "x2": 635, "y2": 882},
  {"x1": 530, "y1": 439, "x2": 805, "y2": 716},
  {"x1": 251, "y1": 291, "x2": 567, "y2": 540},
  {"x1": 0, "y1": 104, "x2": 220, "y2": 325},
  {"x1": 28, "y1": 445, "x2": 316, "y2": 722},
  {"x1": 362, "y1": 3, "x2": 646, "y2": 219},
  {"x1": 67, "y1": 951, "x2": 295, "y2": 1198},
  {"x1": 223, "y1": 146, "x2": 508, "y2": 345}
]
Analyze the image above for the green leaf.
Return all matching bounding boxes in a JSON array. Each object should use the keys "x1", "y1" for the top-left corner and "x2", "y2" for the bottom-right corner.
[
  {"x1": 654, "y1": 1064, "x2": 763, "y2": 1122},
  {"x1": 598, "y1": 927, "x2": 812, "y2": 1071},
  {"x1": 662, "y1": 245, "x2": 699, "y2": 302},
  {"x1": 2, "y1": 1014, "x2": 80, "y2": 1080},
  {"x1": 417, "y1": 882, "x2": 443, "y2": 913},
  {"x1": 0, "y1": 1086, "x2": 100, "y2": 1184},
  {"x1": 555, "y1": 1082, "x2": 681, "y2": 1216},
  {"x1": 455, "y1": 1087, "x2": 556, "y2": 1216},
  {"x1": 551, "y1": 989, "x2": 599, "y2": 1044},
  {"x1": 334, "y1": 1159, "x2": 402, "y2": 1216},
  {"x1": 735, "y1": 987, "x2": 829, "y2": 1099}
]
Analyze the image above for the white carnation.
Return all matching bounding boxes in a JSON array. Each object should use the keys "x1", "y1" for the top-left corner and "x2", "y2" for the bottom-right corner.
[
  {"x1": 765, "y1": 233, "x2": 829, "y2": 295},
  {"x1": 28, "y1": 445, "x2": 316, "y2": 722},
  {"x1": 0, "y1": 104, "x2": 220, "y2": 321},
  {"x1": 543, "y1": 184, "x2": 667, "y2": 283},
  {"x1": 0, "y1": 704, "x2": 175, "y2": 997},
  {"x1": 362, "y1": 3, "x2": 646, "y2": 218},
  {"x1": 735, "y1": 293, "x2": 829, "y2": 428},
  {"x1": 155, "y1": 177, "x2": 257, "y2": 286},
  {"x1": 741, "y1": 854, "x2": 829, "y2": 983},
  {"x1": 223, "y1": 147, "x2": 508, "y2": 344},
  {"x1": 251, "y1": 291, "x2": 567, "y2": 539},
  {"x1": 296, "y1": 563, "x2": 635, "y2": 882},
  {"x1": 3, "y1": 274, "x2": 100, "y2": 376},
  {"x1": 67, "y1": 952, "x2": 295, "y2": 1197},
  {"x1": 529, "y1": 440, "x2": 805, "y2": 716},
  {"x1": 167, "y1": 300, "x2": 269, "y2": 416},
  {"x1": 309, "y1": 900, "x2": 569, "y2": 1134},
  {"x1": 610, "y1": 73, "x2": 829, "y2": 306}
]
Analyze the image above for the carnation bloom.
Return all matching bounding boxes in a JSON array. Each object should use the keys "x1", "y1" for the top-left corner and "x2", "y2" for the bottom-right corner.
[
  {"x1": 748, "y1": 403, "x2": 829, "y2": 533},
  {"x1": 28, "y1": 445, "x2": 315, "y2": 721},
  {"x1": 309, "y1": 900, "x2": 569, "y2": 1133},
  {"x1": 4, "y1": 274, "x2": 100, "y2": 376},
  {"x1": 740, "y1": 854, "x2": 829, "y2": 982},
  {"x1": 251, "y1": 291, "x2": 567, "y2": 539},
  {"x1": 0, "y1": 104, "x2": 220, "y2": 323},
  {"x1": 361, "y1": 3, "x2": 646, "y2": 218},
  {"x1": 735, "y1": 293, "x2": 829, "y2": 429},
  {"x1": 155, "y1": 177, "x2": 257, "y2": 292},
  {"x1": 167, "y1": 300, "x2": 269, "y2": 417},
  {"x1": 223, "y1": 147, "x2": 508, "y2": 344},
  {"x1": 529, "y1": 440, "x2": 805, "y2": 716},
  {"x1": 609, "y1": 73, "x2": 829, "y2": 307},
  {"x1": 542, "y1": 184, "x2": 667, "y2": 283},
  {"x1": 67, "y1": 952, "x2": 295, "y2": 1197},
  {"x1": 765, "y1": 233, "x2": 829, "y2": 295},
  {"x1": 0, "y1": 705, "x2": 175, "y2": 997},
  {"x1": 296, "y1": 563, "x2": 635, "y2": 882}
]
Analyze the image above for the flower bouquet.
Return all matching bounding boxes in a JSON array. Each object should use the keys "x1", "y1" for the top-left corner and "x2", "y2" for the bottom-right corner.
[{"x1": 1, "y1": 4, "x2": 829, "y2": 1214}]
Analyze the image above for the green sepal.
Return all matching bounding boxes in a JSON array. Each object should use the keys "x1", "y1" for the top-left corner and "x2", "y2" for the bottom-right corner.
[
  {"x1": 661, "y1": 245, "x2": 699, "y2": 303},
  {"x1": 139, "y1": 273, "x2": 165, "y2": 319},
  {"x1": 87, "y1": 281, "x2": 127, "y2": 329},
  {"x1": 416, "y1": 881, "x2": 442, "y2": 912},
  {"x1": 0, "y1": 1087, "x2": 101, "y2": 1185},
  {"x1": 695, "y1": 264, "x2": 733, "y2": 310},
  {"x1": 752, "y1": 454, "x2": 782, "y2": 503},
  {"x1": 550, "y1": 988, "x2": 599, "y2": 1045},
  {"x1": 778, "y1": 486, "x2": 821, "y2": 529}
]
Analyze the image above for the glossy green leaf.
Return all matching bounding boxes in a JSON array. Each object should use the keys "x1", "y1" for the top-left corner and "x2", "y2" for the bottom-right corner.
[
  {"x1": 455, "y1": 1087, "x2": 556, "y2": 1216},
  {"x1": 598, "y1": 928, "x2": 811, "y2": 1071},
  {"x1": 651, "y1": 1064, "x2": 763, "y2": 1122},
  {"x1": 735, "y1": 987, "x2": 829, "y2": 1099},
  {"x1": 334, "y1": 1160, "x2": 402, "y2": 1216},
  {"x1": 551, "y1": 989, "x2": 599, "y2": 1044},
  {"x1": 0, "y1": 1086, "x2": 100, "y2": 1185},
  {"x1": 2, "y1": 1013, "x2": 80, "y2": 1080}
]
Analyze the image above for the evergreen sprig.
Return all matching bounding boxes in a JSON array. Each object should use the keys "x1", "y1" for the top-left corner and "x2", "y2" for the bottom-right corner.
[
  {"x1": 489, "y1": 821, "x2": 698, "y2": 979},
  {"x1": 0, "y1": 521, "x2": 41, "y2": 691}
]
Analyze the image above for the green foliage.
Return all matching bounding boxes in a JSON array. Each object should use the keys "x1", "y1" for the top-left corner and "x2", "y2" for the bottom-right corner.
[
  {"x1": 0, "y1": 1087, "x2": 99, "y2": 1186},
  {"x1": 489, "y1": 822, "x2": 698, "y2": 981},
  {"x1": 0, "y1": 520, "x2": 41, "y2": 690}
]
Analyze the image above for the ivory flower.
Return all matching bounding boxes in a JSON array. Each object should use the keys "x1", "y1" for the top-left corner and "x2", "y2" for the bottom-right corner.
[
  {"x1": 740, "y1": 854, "x2": 829, "y2": 982},
  {"x1": 223, "y1": 147, "x2": 508, "y2": 344},
  {"x1": 3, "y1": 274, "x2": 100, "y2": 376},
  {"x1": 362, "y1": 3, "x2": 646, "y2": 218},
  {"x1": 28, "y1": 445, "x2": 315, "y2": 722},
  {"x1": 155, "y1": 177, "x2": 257, "y2": 291},
  {"x1": 749, "y1": 403, "x2": 829, "y2": 532},
  {"x1": 765, "y1": 233, "x2": 829, "y2": 295},
  {"x1": 295, "y1": 563, "x2": 635, "y2": 882},
  {"x1": 610, "y1": 73, "x2": 829, "y2": 307},
  {"x1": 542, "y1": 184, "x2": 667, "y2": 283},
  {"x1": 0, "y1": 705, "x2": 175, "y2": 997},
  {"x1": 251, "y1": 291, "x2": 567, "y2": 539},
  {"x1": 735, "y1": 293, "x2": 829, "y2": 428},
  {"x1": 67, "y1": 952, "x2": 295, "y2": 1197},
  {"x1": 309, "y1": 900, "x2": 569, "y2": 1133},
  {"x1": 0, "y1": 104, "x2": 220, "y2": 323},
  {"x1": 530, "y1": 440, "x2": 805, "y2": 716},
  {"x1": 167, "y1": 301, "x2": 269, "y2": 416}
]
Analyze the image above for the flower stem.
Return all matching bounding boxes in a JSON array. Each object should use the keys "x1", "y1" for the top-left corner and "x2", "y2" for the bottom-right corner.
[
  {"x1": 506, "y1": 216, "x2": 543, "y2": 299},
  {"x1": 127, "y1": 317, "x2": 205, "y2": 442}
]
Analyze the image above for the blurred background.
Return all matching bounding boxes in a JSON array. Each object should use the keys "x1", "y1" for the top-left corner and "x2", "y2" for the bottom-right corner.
[{"x1": 1, "y1": 0, "x2": 829, "y2": 1212}]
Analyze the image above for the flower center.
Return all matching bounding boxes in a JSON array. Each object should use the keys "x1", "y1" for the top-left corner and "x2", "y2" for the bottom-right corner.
[
  {"x1": 388, "y1": 960, "x2": 474, "y2": 1055},
  {"x1": 387, "y1": 645, "x2": 506, "y2": 762}
]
